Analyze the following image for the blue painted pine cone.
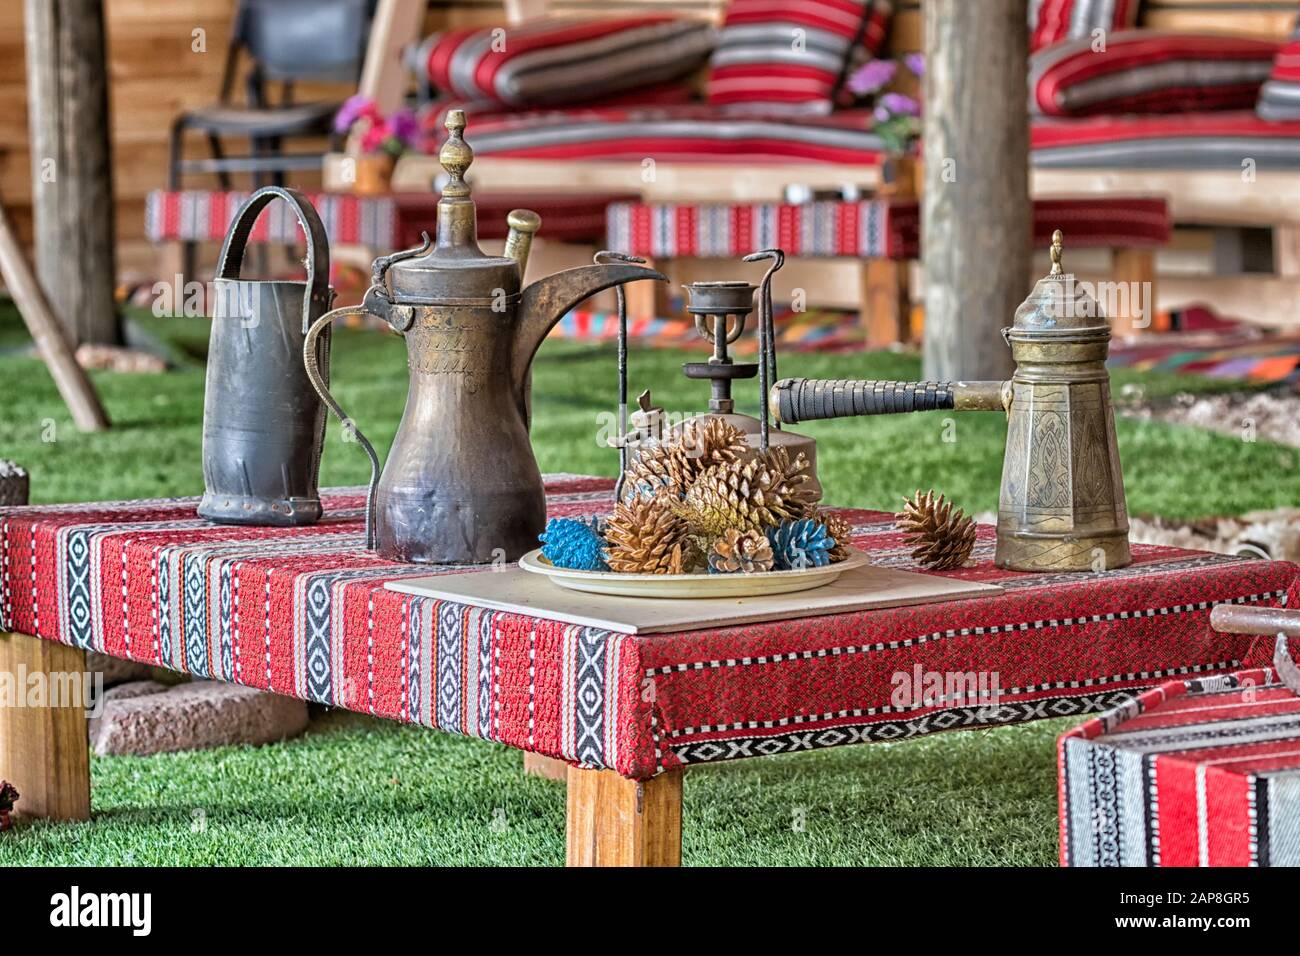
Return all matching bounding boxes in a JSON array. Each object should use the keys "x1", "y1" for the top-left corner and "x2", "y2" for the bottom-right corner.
[
  {"x1": 539, "y1": 517, "x2": 609, "y2": 571},
  {"x1": 767, "y1": 517, "x2": 836, "y2": 570}
]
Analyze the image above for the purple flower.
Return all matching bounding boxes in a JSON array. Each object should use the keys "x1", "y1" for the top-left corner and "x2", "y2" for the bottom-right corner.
[
  {"x1": 879, "y1": 92, "x2": 920, "y2": 117},
  {"x1": 334, "y1": 94, "x2": 373, "y2": 134},
  {"x1": 904, "y1": 52, "x2": 925, "y2": 77},
  {"x1": 389, "y1": 108, "x2": 420, "y2": 148},
  {"x1": 846, "y1": 58, "x2": 896, "y2": 96}
]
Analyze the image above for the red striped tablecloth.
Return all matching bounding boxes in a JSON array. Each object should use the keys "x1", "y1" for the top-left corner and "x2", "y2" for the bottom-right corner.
[{"x1": 1, "y1": 476, "x2": 1294, "y2": 780}]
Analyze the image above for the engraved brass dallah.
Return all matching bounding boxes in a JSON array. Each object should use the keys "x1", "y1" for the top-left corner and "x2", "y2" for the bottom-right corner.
[
  {"x1": 303, "y1": 111, "x2": 665, "y2": 563},
  {"x1": 769, "y1": 231, "x2": 1131, "y2": 572}
]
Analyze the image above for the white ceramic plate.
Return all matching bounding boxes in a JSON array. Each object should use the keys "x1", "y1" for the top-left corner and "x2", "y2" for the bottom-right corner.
[{"x1": 517, "y1": 547, "x2": 871, "y2": 599}]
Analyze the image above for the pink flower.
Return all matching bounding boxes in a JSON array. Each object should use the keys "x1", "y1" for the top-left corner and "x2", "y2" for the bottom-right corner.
[
  {"x1": 360, "y1": 122, "x2": 390, "y2": 154},
  {"x1": 334, "y1": 94, "x2": 374, "y2": 134}
]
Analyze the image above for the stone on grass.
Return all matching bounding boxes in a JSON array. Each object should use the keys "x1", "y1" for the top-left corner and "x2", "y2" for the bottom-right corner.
[
  {"x1": 85, "y1": 649, "x2": 157, "y2": 687},
  {"x1": 91, "y1": 680, "x2": 309, "y2": 757},
  {"x1": 0, "y1": 459, "x2": 29, "y2": 506}
]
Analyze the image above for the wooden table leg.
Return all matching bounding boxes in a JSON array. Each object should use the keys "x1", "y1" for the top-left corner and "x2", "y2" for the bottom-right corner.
[
  {"x1": 1111, "y1": 246, "x2": 1157, "y2": 336},
  {"x1": 523, "y1": 752, "x2": 569, "y2": 780},
  {"x1": 0, "y1": 632, "x2": 91, "y2": 820},
  {"x1": 859, "y1": 258, "x2": 910, "y2": 348},
  {"x1": 566, "y1": 765, "x2": 682, "y2": 867}
]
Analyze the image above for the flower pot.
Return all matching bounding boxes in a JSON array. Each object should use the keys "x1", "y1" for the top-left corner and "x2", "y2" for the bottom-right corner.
[{"x1": 350, "y1": 153, "x2": 396, "y2": 196}]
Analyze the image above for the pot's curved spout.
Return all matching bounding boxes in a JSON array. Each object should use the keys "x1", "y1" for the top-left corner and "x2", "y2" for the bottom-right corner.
[{"x1": 513, "y1": 264, "x2": 666, "y2": 412}]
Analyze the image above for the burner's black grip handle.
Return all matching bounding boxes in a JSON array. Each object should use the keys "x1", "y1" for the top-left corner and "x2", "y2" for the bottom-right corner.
[{"x1": 770, "y1": 378, "x2": 956, "y2": 424}]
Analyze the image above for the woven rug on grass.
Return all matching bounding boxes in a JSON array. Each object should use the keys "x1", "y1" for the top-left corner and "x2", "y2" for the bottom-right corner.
[{"x1": 2, "y1": 476, "x2": 1296, "y2": 780}]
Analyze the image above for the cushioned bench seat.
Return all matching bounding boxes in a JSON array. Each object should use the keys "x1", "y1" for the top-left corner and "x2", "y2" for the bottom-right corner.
[
  {"x1": 430, "y1": 104, "x2": 1300, "y2": 171},
  {"x1": 1032, "y1": 111, "x2": 1300, "y2": 169}
]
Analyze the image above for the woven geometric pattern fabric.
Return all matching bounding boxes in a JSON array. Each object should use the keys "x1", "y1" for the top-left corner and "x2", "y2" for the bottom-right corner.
[
  {"x1": 417, "y1": 16, "x2": 715, "y2": 109},
  {"x1": 1030, "y1": 30, "x2": 1279, "y2": 117},
  {"x1": 605, "y1": 196, "x2": 1169, "y2": 260},
  {"x1": 1258, "y1": 12, "x2": 1300, "y2": 121},
  {"x1": 1032, "y1": 110, "x2": 1300, "y2": 169},
  {"x1": 706, "y1": 0, "x2": 892, "y2": 113},
  {"x1": 2, "y1": 476, "x2": 1296, "y2": 780},
  {"x1": 145, "y1": 190, "x2": 397, "y2": 247},
  {"x1": 1029, "y1": 0, "x2": 1141, "y2": 53},
  {"x1": 1060, "y1": 668, "x2": 1300, "y2": 866}
]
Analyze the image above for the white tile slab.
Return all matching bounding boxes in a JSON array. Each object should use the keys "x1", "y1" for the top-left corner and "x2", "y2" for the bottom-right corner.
[{"x1": 385, "y1": 564, "x2": 1003, "y2": 635}]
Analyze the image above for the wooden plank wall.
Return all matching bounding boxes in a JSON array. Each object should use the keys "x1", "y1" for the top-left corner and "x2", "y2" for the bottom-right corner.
[{"x1": 1, "y1": 0, "x2": 1294, "y2": 280}]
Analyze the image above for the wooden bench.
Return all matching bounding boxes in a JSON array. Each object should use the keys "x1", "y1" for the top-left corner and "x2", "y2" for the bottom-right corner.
[{"x1": 605, "y1": 196, "x2": 1172, "y2": 343}]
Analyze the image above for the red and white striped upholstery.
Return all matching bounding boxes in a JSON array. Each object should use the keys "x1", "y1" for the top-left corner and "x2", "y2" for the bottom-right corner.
[
  {"x1": 418, "y1": 16, "x2": 714, "y2": 108},
  {"x1": 1258, "y1": 13, "x2": 1300, "y2": 121},
  {"x1": 605, "y1": 196, "x2": 1170, "y2": 260},
  {"x1": 1033, "y1": 110, "x2": 1300, "y2": 169},
  {"x1": 1029, "y1": 0, "x2": 1141, "y2": 52},
  {"x1": 706, "y1": 0, "x2": 892, "y2": 114},
  {"x1": 1061, "y1": 668, "x2": 1300, "y2": 867},
  {"x1": 1031, "y1": 31, "x2": 1280, "y2": 117},
  {"x1": 145, "y1": 191, "x2": 398, "y2": 247}
]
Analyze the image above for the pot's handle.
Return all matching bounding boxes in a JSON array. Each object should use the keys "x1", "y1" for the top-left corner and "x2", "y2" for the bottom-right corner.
[
  {"x1": 1210, "y1": 604, "x2": 1300, "y2": 697},
  {"x1": 217, "y1": 186, "x2": 331, "y2": 334},
  {"x1": 303, "y1": 306, "x2": 382, "y2": 549}
]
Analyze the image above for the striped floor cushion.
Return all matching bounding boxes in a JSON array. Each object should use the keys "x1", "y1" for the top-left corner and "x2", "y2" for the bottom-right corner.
[
  {"x1": 1258, "y1": 14, "x2": 1300, "y2": 121},
  {"x1": 417, "y1": 16, "x2": 715, "y2": 108},
  {"x1": 424, "y1": 103, "x2": 886, "y2": 163},
  {"x1": 1030, "y1": 31, "x2": 1280, "y2": 117},
  {"x1": 706, "y1": 0, "x2": 892, "y2": 114},
  {"x1": 1032, "y1": 111, "x2": 1300, "y2": 169},
  {"x1": 1029, "y1": 0, "x2": 1141, "y2": 52},
  {"x1": 145, "y1": 191, "x2": 397, "y2": 246}
]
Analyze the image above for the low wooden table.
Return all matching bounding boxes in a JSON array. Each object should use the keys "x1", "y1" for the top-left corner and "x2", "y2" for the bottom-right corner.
[{"x1": 1, "y1": 476, "x2": 1295, "y2": 865}]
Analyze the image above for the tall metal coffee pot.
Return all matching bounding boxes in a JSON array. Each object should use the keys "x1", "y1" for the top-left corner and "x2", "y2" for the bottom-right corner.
[
  {"x1": 769, "y1": 232, "x2": 1131, "y2": 573},
  {"x1": 305, "y1": 111, "x2": 664, "y2": 563},
  {"x1": 199, "y1": 187, "x2": 335, "y2": 526}
]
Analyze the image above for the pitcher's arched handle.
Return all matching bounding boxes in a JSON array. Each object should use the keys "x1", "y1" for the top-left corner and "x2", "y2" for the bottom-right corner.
[
  {"x1": 303, "y1": 306, "x2": 382, "y2": 549},
  {"x1": 218, "y1": 186, "x2": 331, "y2": 334}
]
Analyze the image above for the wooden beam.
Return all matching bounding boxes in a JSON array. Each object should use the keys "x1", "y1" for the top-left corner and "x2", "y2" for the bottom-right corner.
[
  {"x1": 356, "y1": 0, "x2": 427, "y2": 118},
  {"x1": 566, "y1": 766, "x2": 682, "y2": 867},
  {"x1": 23, "y1": 0, "x2": 120, "y2": 346},
  {"x1": 0, "y1": 631, "x2": 91, "y2": 821},
  {"x1": 921, "y1": 0, "x2": 1027, "y2": 381},
  {"x1": 0, "y1": 199, "x2": 109, "y2": 431}
]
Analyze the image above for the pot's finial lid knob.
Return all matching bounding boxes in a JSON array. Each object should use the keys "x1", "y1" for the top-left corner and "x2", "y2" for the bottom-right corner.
[
  {"x1": 440, "y1": 110, "x2": 473, "y2": 199},
  {"x1": 1049, "y1": 229, "x2": 1063, "y2": 276}
]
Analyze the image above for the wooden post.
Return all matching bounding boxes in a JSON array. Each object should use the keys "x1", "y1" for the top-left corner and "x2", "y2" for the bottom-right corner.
[
  {"x1": 1110, "y1": 246, "x2": 1157, "y2": 337},
  {"x1": 566, "y1": 766, "x2": 682, "y2": 866},
  {"x1": 24, "y1": 0, "x2": 121, "y2": 346},
  {"x1": 0, "y1": 632, "x2": 92, "y2": 821},
  {"x1": 0, "y1": 199, "x2": 109, "y2": 432},
  {"x1": 921, "y1": 0, "x2": 1028, "y2": 381}
]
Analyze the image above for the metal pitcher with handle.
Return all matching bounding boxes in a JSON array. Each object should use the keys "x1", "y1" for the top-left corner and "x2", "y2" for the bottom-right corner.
[
  {"x1": 303, "y1": 111, "x2": 664, "y2": 563},
  {"x1": 198, "y1": 186, "x2": 335, "y2": 526}
]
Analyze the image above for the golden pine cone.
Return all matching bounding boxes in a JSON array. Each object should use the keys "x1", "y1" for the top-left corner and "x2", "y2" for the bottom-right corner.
[
  {"x1": 605, "y1": 496, "x2": 691, "y2": 574},
  {"x1": 621, "y1": 418, "x2": 747, "y2": 502},
  {"x1": 708, "y1": 528, "x2": 774, "y2": 574},
  {"x1": 677, "y1": 448, "x2": 816, "y2": 537},
  {"x1": 895, "y1": 489, "x2": 977, "y2": 571},
  {"x1": 809, "y1": 508, "x2": 854, "y2": 562}
]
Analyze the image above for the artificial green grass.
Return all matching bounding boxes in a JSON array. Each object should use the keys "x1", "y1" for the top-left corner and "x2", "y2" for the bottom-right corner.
[{"x1": 0, "y1": 303, "x2": 1296, "y2": 866}]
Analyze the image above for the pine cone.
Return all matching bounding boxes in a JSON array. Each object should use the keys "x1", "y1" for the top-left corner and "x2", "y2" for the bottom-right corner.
[
  {"x1": 708, "y1": 528, "x2": 775, "y2": 574},
  {"x1": 895, "y1": 489, "x2": 977, "y2": 571},
  {"x1": 605, "y1": 495, "x2": 691, "y2": 574},
  {"x1": 677, "y1": 448, "x2": 816, "y2": 537},
  {"x1": 768, "y1": 517, "x2": 836, "y2": 570},
  {"x1": 809, "y1": 508, "x2": 854, "y2": 562},
  {"x1": 621, "y1": 418, "x2": 747, "y2": 502},
  {"x1": 539, "y1": 517, "x2": 609, "y2": 571}
]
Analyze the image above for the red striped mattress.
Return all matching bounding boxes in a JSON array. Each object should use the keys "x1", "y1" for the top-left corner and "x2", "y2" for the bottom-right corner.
[{"x1": 424, "y1": 103, "x2": 1300, "y2": 170}]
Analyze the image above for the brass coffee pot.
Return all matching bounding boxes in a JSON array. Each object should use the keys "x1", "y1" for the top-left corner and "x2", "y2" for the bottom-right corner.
[
  {"x1": 305, "y1": 111, "x2": 664, "y2": 563},
  {"x1": 769, "y1": 232, "x2": 1131, "y2": 572}
]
